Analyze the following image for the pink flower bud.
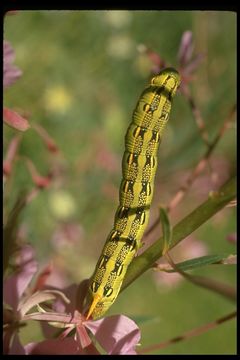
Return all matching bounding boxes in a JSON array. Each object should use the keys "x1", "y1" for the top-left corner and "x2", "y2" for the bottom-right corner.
[{"x1": 3, "y1": 108, "x2": 30, "y2": 132}]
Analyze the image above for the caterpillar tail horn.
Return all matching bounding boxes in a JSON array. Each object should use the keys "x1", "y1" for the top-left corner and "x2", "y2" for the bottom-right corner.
[{"x1": 86, "y1": 294, "x2": 102, "y2": 320}]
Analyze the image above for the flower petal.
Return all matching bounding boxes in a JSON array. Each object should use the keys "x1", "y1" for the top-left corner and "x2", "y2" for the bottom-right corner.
[
  {"x1": 3, "y1": 41, "x2": 22, "y2": 88},
  {"x1": 4, "y1": 41, "x2": 15, "y2": 63},
  {"x1": 38, "y1": 281, "x2": 88, "y2": 339},
  {"x1": 178, "y1": 31, "x2": 193, "y2": 67},
  {"x1": 52, "y1": 280, "x2": 89, "y2": 314},
  {"x1": 3, "y1": 108, "x2": 30, "y2": 131},
  {"x1": 25, "y1": 338, "x2": 99, "y2": 355},
  {"x1": 19, "y1": 289, "x2": 70, "y2": 317},
  {"x1": 85, "y1": 315, "x2": 141, "y2": 355},
  {"x1": 76, "y1": 321, "x2": 92, "y2": 348},
  {"x1": 8, "y1": 333, "x2": 26, "y2": 355},
  {"x1": 3, "y1": 245, "x2": 37, "y2": 310},
  {"x1": 25, "y1": 338, "x2": 79, "y2": 355},
  {"x1": 22, "y1": 310, "x2": 73, "y2": 323},
  {"x1": 4, "y1": 67, "x2": 22, "y2": 88}
]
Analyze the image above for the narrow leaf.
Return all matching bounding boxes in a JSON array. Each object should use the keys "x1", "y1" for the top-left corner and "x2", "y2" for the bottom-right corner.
[
  {"x1": 159, "y1": 207, "x2": 172, "y2": 254},
  {"x1": 163, "y1": 253, "x2": 236, "y2": 302},
  {"x1": 158, "y1": 254, "x2": 236, "y2": 273}
]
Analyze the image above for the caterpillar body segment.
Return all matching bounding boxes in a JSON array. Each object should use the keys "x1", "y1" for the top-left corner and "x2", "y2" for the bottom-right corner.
[{"x1": 86, "y1": 68, "x2": 180, "y2": 320}]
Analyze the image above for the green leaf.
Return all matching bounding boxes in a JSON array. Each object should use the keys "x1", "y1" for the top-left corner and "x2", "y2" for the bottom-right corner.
[
  {"x1": 159, "y1": 207, "x2": 172, "y2": 254},
  {"x1": 158, "y1": 254, "x2": 236, "y2": 273}
]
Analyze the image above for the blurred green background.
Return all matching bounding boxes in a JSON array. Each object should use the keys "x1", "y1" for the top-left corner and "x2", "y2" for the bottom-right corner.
[{"x1": 4, "y1": 11, "x2": 236, "y2": 354}]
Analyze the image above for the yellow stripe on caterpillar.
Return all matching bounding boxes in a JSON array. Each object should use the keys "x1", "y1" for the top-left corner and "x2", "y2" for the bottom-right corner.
[{"x1": 85, "y1": 67, "x2": 180, "y2": 320}]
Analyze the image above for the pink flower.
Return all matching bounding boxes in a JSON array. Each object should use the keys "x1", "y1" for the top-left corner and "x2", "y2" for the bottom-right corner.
[
  {"x1": 176, "y1": 31, "x2": 205, "y2": 93},
  {"x1": 29, "y1": 282, "x2": 141, "y2": 355},
  {"x1": 84, "y1": 315, "x2": 141, "y2": 355},
  {"x1": 4, "y1": 246, "x2": 141, "y2": 354},
  {"x1": 177, "y1": 31, "x2": 194, "y2": 67},
  {"x1": 3, "y1": 245, "x2": 38, "y2": 354},
  {"x1": 3, "y1": 245, "x2": 38, "y2": 314},
  {"x1": 23, "y1": 313, "x2": 140, "y2": 355},
  {"x1": 3, "y1": 41, "x2": 22, "y2": 88},
  {"x1": 3, "y1": 41, "x2": 30, "y2": 131},
  {"x1": 24, "y1": 337, "x2": 99, "y2": 355},
  {"x1": 95, "y1": 139, "x2": 119, "y2": 173},
  {"x1": 51, "y1": 222, "x2": 84, "y2": 249}
]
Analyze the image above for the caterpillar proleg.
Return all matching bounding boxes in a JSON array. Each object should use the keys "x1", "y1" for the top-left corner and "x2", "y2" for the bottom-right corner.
[{"x1": 86, "y1": 68, "x2": 180, "y2": 320}]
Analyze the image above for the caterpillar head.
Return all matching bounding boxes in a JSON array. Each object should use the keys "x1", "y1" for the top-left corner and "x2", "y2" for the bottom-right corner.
[
  {"x1": 151, "y1": 67, "x2": 181, "y2": 97},
  {"x1": 86, "y1": 280, "x2": 116, "y2": 320}
]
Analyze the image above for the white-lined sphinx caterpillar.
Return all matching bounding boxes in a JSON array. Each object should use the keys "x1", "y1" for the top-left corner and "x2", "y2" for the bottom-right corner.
[{"x1": 86, "y1": 68, "x2": 180, "y2": 320}]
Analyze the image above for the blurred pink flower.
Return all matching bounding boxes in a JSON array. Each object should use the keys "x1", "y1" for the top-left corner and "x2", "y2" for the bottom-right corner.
[
  {"x1": 3, "y1": 41, "x2": 22, "y2": 88},
  {"x1": 3, "y1": 245, "x2": 38, "y2": 313},
  {"x1": 227, "y1": 233, "x2": 237, "y2": 245},
  {"x1": 3, "y1": 108, "x2": 30, "y2": 132},
  {"x1": 32, "y1": 263, "x2": 54, "y2": 292},
  {"x1": 177, "y1": 31, "x2": 194, "y2": 67},
  {"x1": 177, "y1": 30, "x2": 205, "y2": 91},
  {"x1": 153, "y1": 236, "x2": 208, "y2": 289},
  {"x1": 95, "y1": 143, "x2": 119, "y2": 173},
  {"x1": 3, "y1": 41, "x2": 30, "y2": 131},
  {"x1": 3, "y1": 135, "x2": 21, "y2": 176},
  {"x1": 51, "y1": 222, "x2": 84, "y2": 248},
  {"x1": 3, "y1": 245, "x2": 38, "y2": 354}
]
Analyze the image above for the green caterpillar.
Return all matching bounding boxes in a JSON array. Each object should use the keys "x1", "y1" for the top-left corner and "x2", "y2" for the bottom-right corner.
[{"x1": 86, "y1": 68, "x2": 180, "y2": 320}]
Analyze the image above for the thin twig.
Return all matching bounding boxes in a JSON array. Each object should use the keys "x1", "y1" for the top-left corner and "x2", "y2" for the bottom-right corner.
[
  {"x1": 145, "y1": 104, "x2": 236, "y2": 237},
  {"x1": 181, "y1": 85, "x2": 210, "y2": 146},
  {"x1": 138, "y1": 310, "x2": 236, "y2": 354},
  {"x1": 164, "y1": 252, "x2": 236, "y2": 302},
  {"x1": 122, "y1": 176, "x2": 236, "y2": 291}
]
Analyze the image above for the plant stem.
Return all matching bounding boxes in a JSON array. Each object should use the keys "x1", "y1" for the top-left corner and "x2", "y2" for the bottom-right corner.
[
  {"x1": 139, "y1": 310, "x2": 236, "y2": 354},
  {"x1": 121, "y1": 175, "x2": 236, "y2": 292}
]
